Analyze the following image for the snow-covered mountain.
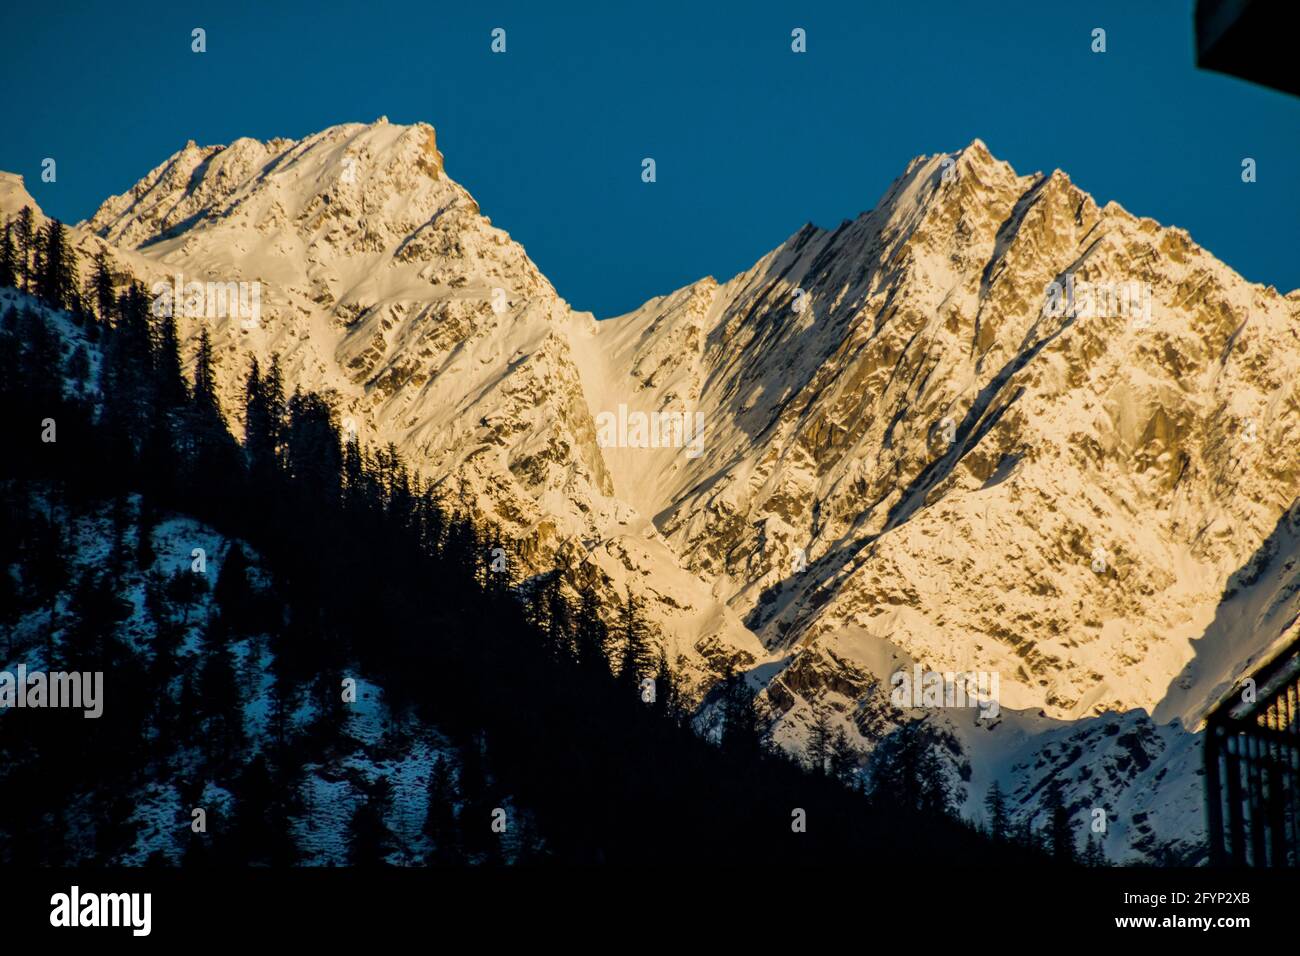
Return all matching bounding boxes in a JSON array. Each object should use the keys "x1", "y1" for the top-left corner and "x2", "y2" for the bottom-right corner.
[
  {"x1": 70, "y1": 121, "x2": 766, "y2": 697},
  {"x1": 7, "y1": 120, "x2": 1298, "y2": 862}
]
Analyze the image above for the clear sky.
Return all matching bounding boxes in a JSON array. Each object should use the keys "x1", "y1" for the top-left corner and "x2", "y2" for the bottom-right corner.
[{"x1": 3, "y1": 0, "x2": 1296, "y2": 317}]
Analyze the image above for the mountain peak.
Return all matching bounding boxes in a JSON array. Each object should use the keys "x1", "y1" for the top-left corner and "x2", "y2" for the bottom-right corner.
[
  {"x1": 0, "y1": 170, "x2": 41, "y2": 220},
  {"x1": 85, "y1": 119, "x2": 459, "y2": 252},
  {"x1": 949, "y1": 136, "x2": 1015, "y2": 181}
]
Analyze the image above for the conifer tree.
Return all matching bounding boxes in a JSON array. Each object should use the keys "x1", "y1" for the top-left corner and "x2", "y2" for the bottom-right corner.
[
  {"x1": 1082, "y1": 830, "x2": 1107, "y2": 867},
  {"x1": 197, "y1": 623, "x2": 245, "y2": 770},
  {"x1": 829, "y1": 727, "x2": 860, "y2": 785},
  {"x1": 229, "y1": 755, "x2": 300, "y2": 865},
  {"x1": 615, "y1": 588, "x2": 651, "y2": 694},
  {"x1": 154, "y1": 312, "x2": 187, "y2": 409},
  {"x1": 807, "y1": 707, "x2": 832, "y2": 775},
  {"x1": 36, "y1": 220, "x2": 77, "y2": 311},
  {"x1": 164, "y1": 567, "x2": 208, "y2": 626},
  {"x1": 213, "y1": 542, "x2": 254, "y2": 633},
  {"x1": 541, "y1": 570, "x2": 575, "y2": 664},
  {"x1": 573, "y1": 582, "x2": 610, "y2": 675},
  {"x1": 65, "y1": 345, "x2": 90, "y2": 392},
  {"x1": 1045, "y1": 779, "x2": 1076, "y2": 865},
  {"x1": 193, "y1": 327, "x2": 219, "y2": 416},
  {"x1": 91, "y1": 251, "x2": 115, "y2": 324},
  {"x1": 1016, "y1": 814, "x2": 1039, "y2": 853},
  {"x1": 718, "y1": 669, "x2": 765, "y2": 760},
  {"x1": 13, "y1": 206, "x2": 34, "y2": 292},
  {"x1": 0, "y1": 222, "x2": 15, "y2": 289},
  {"x1": 35, "y1": 221, "x2": 74, "y2": 310},
  {"x1": 283, "y1": 389, "x2": 341, "y2": 502},
  {"x1": 869, "y1": 719, "x2": 955, "y2": 817},
  {"x1": 36, "y1": 221, "x2": 59, "y2": 306},
  {"x1": 457, "y1": 734, "x2": 497, "y2": 860},
  {"x1": 101, "y1": 283, "x2": 156, "y2": 450},
  {"x1": 347, "y1": 777, "x2": 396, "y2": 866},
  {"x1": 135, "y1": 496, "x2": 157, "y2": 570},
  {"x1": 243, "y1": 356, "x2": 265, "y2": 451},
  {"x1": 651, "y1": 648, "x2": 681, "y2": 723},
  {"x1": 423, "y1": 755, "x2": 460, "y2": 864},
  {"x1": 984, "y1": 780, "x2": 1010, "y2": 843}
]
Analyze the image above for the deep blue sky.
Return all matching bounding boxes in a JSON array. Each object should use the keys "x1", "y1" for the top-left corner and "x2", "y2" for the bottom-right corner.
[{"x1": 3, "y1": 1, "x2": 1296, "y2": 316}]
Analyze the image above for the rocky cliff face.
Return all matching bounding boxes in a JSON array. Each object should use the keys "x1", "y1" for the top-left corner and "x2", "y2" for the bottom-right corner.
[
  {"x1": 573, "y1": 139, "x2": 1298, "y2": 860},
  {"x1": 87, "y1": 120, "x2": 612, "y2": 544},
  {"x1": 9, "y1": 122, "x2": 1296, "y2": 861},
  {"x1": 587, "y1": 138, "x2": 1299, "y2": 724},
  {"x1": 73, "y1": 120, "x2": 769, "y2": 694}
]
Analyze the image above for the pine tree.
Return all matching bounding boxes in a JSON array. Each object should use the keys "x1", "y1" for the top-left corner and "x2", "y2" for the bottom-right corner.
[
  {"x1": 230, "y1": 755, "x2": 298, "y2": 865},
  {"x1": 36, "y1": 220, "x2": 76, "y2": 311},
  {"x1": 135, "y1": 495, "x2": 157, "y2": 570},
  {"x1": 263, "y1": 354, "x2": 285, "y2": 447},
  {"x1": 18, "y1": 306, "x2": 65, "y2": 408},
  {"x1": 1045, "y1": 780, "x2": 1076, "y2": 864},
  {"x1": 1016, "y1": 814, "x2": 1039, "y2": 853},
  {"x1": 283, "y1": 389, "x2": 341, "y2": 502},
  {"x1": 193, "y1": 328, "x2": 219, "y2": 416},
  {"x1": 196, "y1": 625, "x2": 245, "y2": 771},
  {"x1": 573, "y1": 581, "x2": 610, "y2": 675},
  {"x1": 187, "y1": 327, "x2": 241, "y2": 504},
  {"x1": 65, "y1": 345, "x2": 91, "y2": 392},
  {"x1": 154, "y1": 313, "x2": 187, "y2": 409},
  {"x1": 30, "y1": 244, "x2": 43, "y2": 302},
  {"x1": 423, "y1": 755, "x2": 461, "y2": 864},
  {"x1": 243, "y1": 353, "x2": 290, "y2": 486},
  {"x1": 213, "y1": 542, "x2": 254, "y2": 633},
  {"x1": 14, "y1": 207, "x2": 34, "y2": 292},
  {"x1": 164, "y1": 568, "x2": 208, "y2": 626},
  {"x1": 91, "y1": 251, "x2": 115, "y2": 324},
  {"x1": 985, "y1": 781, "x2": 1010, "y2": 842},
  {"x1": 1083, "y1": 831, "x2": 1107, "y2": 867},
  {"x1": 181, "y1": 825, "x2": 213, "y2": 867},
  {"x1": 829, "y1": 727, "x2": 860, "y2": 785},
  {"x1": 541, "y1": 570, "x2": 575, "y2": 664},
  {"x1": 347, "y1": 777, "x2": 396, "y2": 866},
  {"x1": 457, "y1": 734, "x2": 497, "y2": 860},
  {"x1": 101, "y1": 283, "x2": 156, "y2": 450},
  {"x1": 615, "y1": 588, "x2": 651, "y2": 694},
  {"x1": 36, "y1": 221, "x2": 58, "y2": 306},
  {"x1": 718, "y1": 669, "x2": 765, "y2": 760},
  {"x1": 807, "y1": 707, "x2": 832, "y2": 775},
  {"x1": 651, "y1": 648, "x2": 682, "y2": 723},
  {"x1": 57, "y1": 224, "x2": 79, "y2": 313},
  {"x1": 25, "y1": 508, "x2": 68, "y2": 662},
  {"x1": 869, "y1": 719, "x2": 955, "y2": 817},
  {"x1": 0, "y1": 221, "x2": 15, "y2": 289}
]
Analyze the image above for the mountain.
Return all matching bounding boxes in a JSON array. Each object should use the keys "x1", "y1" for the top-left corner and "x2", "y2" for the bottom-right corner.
[
  {"x1": 569, "y1": 139, "x2": 1299, "y2": 860},
  {"x1": 70, "y1": 120, "x2": 768, "y2": 697},
  {"x1": 6, "y1": 121, "x2": 1297, "y2": 862},
  {"x1": 1, "y1": 284, "x2": 1021, "y2": 867}
]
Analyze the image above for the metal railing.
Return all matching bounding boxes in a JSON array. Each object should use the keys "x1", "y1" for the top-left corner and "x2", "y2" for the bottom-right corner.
[{"x1": 1204, "y1": 641, "x2": 1300, "y2": 866}]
